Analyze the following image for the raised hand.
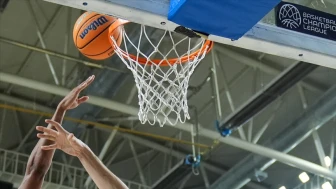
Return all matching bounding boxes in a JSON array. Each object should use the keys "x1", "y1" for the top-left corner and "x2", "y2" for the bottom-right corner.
[
  {"x1": 36, "y1": 120, "x2": 86, "y2": 157},
  {"x1": 58, "y1": 75, "x2": 95, "y2": 111}
]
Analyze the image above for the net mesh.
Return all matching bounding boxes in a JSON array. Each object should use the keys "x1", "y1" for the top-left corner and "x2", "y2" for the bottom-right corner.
[{"x1": 109, "y1": 24, "x2": 212, "y2": 126}]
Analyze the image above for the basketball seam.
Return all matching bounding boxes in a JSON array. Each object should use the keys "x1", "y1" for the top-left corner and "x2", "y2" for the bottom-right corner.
[
  {"x1": 75, "y1": 13, "x2": 99, "y2": 47},
  {"x1": 82, "y1": 30, "x2": 121, "y2": 57},
  {"x1": 82, "y1": 46, "x2": 113, "y2": 57},
  {"x1": 78, "y1": 19, "x2": 117, "y2": 50}
]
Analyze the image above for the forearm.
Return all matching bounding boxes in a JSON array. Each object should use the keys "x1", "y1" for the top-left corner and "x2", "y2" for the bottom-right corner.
[
  {"x1": 78, "y1": 145, "x2": 128, "y2": 189},
  {"x1": 26, "y1": 107, "x2": 66, "y2": 175}
]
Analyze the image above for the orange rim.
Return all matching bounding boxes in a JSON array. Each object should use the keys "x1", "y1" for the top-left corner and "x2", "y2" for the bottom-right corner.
[{"x1": 108, "y1": 19, "x2": 214, "y2": 66}]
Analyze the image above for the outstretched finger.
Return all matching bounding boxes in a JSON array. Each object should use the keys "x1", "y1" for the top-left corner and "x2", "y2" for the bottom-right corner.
[
  {"x1": 41, "y1": 144, "x2": 57, "y2": 150},
  {"x1": 76, "y1": 75, "x2": 95, "y2": 92},
  {"x1": 45, "y1": 120, "x2": 64, "y2": 131},
  {"x1": 37, "y1": 133, "x2": 56, "y2": 141},
  {"x1": 36, "y1": 126, "x2": 58, "y2": 136},
  {"x1": 86, "y1": 75, "x2": 95, "y2": 86}
]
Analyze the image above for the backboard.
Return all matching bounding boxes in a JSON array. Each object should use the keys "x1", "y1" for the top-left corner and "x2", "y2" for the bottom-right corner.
[{"x1": 44, "y1": 0, "x2": 336, "y2": 69}]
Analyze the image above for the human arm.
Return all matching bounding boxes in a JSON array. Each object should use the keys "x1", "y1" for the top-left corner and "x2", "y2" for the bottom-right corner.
[
  {"x1": 78, "y1": 140, "x2": 128, "y2": 189},
  {"x1": 19, "y1": 109, "x2": 65, "y2": 189},
  {"x1": 36, "y1": 121, "x2": 128, "y2": 189},
  {"x1": 19, "y1": 75, "x2": 95, "y2": 189}
]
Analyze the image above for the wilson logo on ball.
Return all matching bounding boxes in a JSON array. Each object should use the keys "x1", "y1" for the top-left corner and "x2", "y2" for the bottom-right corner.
[{"x1": 80, "y1": 16, "x2": 109, "y2": 39}]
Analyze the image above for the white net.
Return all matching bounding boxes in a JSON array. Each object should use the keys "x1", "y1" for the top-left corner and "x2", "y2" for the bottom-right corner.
[{"x1": 109, "y1": 23, "x2": 213, "y2": 126}]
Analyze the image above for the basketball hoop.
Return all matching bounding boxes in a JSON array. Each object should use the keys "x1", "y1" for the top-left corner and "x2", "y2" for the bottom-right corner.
[{"x1": 108, "y1": 19, "x2": 213, "y2": 126}]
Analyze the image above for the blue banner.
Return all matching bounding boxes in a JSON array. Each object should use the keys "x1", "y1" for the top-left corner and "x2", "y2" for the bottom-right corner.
[{"x1": 275, "y1": 2, "x2": 336, "y2": 41}]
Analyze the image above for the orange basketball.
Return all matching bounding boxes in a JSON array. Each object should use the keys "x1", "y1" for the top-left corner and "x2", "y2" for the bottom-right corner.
[{"x1": 73, "y1": 12, "x2": 123, "y2": 60}]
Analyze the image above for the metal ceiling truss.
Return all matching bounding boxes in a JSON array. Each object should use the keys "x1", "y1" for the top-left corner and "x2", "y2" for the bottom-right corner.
[
  {"x1": 219, "y1": 62, "x2": 318, "y2": 132},
  {"x1": 0, "y1": 2, "x2": 333, "y2": 188},
  {"x1": 0, "y1": 71, "x2": 335, "y2": 186},
  {"x1": 0, "y1": 31, "x2": 332, "y2": 189},
  {"x1": 0, "y1": 147, "x2": 147, "y2": 189},
  {"x1": 209, "y1": 83, "x2": 336, "y2": 189},
  {"x1": 151, "y1": 158, "x2": 195, "y2": 189},
  {"x1": 215, "y1": 46, "x2": 326, "y2": 94},
  {"x1": 0, "y1": 92, "x2": 267, "y2": 189},
  {"x1": 0, "y1": 40, "x2": 331, "y2": 189}
]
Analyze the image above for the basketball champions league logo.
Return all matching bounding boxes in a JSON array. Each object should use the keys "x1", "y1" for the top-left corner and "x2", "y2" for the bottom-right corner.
[
  {"x1": 275, "y1": 2, "x2": 336, "y2": 41},
  {"x1": 279, "y1": 4, "x2": 302, "y2": 29}
]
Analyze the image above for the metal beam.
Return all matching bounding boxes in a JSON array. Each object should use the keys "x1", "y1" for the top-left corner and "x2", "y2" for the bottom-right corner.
[
  {"x1": 12, "y1": 110, "x2": 23, "y2": 141},
  {"x1": 110, "y1": 150, "x2": 153, "y2": 166},
  {"x1": 298, "y1": 84, "x2": 308, "y2": 109},
  {"x1": 4, "y1": 5, "x2": 62, "y2": 93},
  {"x1": 200, "y1": 165, "x2": 210, "y2": 189},
  {"x1": 0, "y1": 93, "x2": 54, "y2": 113},
  {"x1": 248, "y1": 69, "x2": 258, "y2": 142},
  {"x1": 0, "y1": 96, "x2": 267, "y2": 189},
  {"x1": 130, "y1": 151, "x2": 160, "y2": 182},
  {"x1": 26, "y1": 0, "x2": 59, "y2": 85},
  {"x1": 93, "y1": 129, "x2": 100, "y2": 153},
  {"x1": 330, "y1": 129, "x2": 335, "y2": 170},
  {"x1": 99, "y1": 130, "x2": 118, "y2": 160},
  {"x1": 210, "y1": 83, "x2": 336, "y2": 188},
  {"x1": 0, "y1": 37, "x2": 126, "y2": 73},
  {"x1": 121, "y1": 133, "x2": 224, "y2": 175},
  {"x1": 152, "y1": 158, "x2": 192, "y2": 189},
  {"x1": 17, "y1": 116, "x2": 43, "y2": 152},
  {"x1": 61, "y1": 154, "x2": 74, "y2": 184},
  {"x1": 4, "y1": 73, "x2": 335, "y2": 187},
  {"x1": 247, "y1": 120, "x2": 253, "y2": 142},
  {"x1": 105, "y1": 140, "x2": 125, "y2": 167},
  {"x1": 214, "y1": 51, "x2": 248, "y2": 140},
  {"x1": 62, "y1": 7, "x2": 71, "y2": 86},
  {"x1": 198, "y1": 66, "x2": 251, "y2": 118},
  {"x1": 0, "y1": 107, "x2": 6, "y2": 144},
  {"x1": 213, "y1": 51, "x2": 249, "y2": 139},
  {"x1": 252, "y1": 100, "x2": 282, "y2": 144},
  {"x1": 178, "y1": 173, "x2": 192, "y2": 189},
  {"x1": 128, "y1": 139, "x2": 147, "y2": 186},
  {"x1": 210, "y1": 51, "x2": 223, "y2": 120},
  {"x1": 219, "y1": 62, "x2": 317, "y2": 131},
  {"x1": 215, "y1": 46, "x2": 326, "y2": 94},
  {"x1": 84, "y1": 129, "x2": 118, "y2": 186},
  {"x1": 312, "y1": 130, "x2": 327, "y2": 167}
]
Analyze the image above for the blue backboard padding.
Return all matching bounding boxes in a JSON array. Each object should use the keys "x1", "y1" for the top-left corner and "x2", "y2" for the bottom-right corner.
[{"x1": 168, "y1": 0, "x2": 282, "y2": 40}]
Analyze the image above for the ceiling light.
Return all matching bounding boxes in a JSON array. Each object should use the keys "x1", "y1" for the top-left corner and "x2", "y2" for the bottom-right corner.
[
  {"x1": 299, "y1": 172, "x2": 310, "y2": 183},
  {"x1": 325, "y1": 156, "x2": 332, "y2": 167},
  {"x1": 322, "y1": 181, "x2": 333, "y2": 189},
  {"x1": 279, "y1": 186, "x2": 286, "y2": 189}
]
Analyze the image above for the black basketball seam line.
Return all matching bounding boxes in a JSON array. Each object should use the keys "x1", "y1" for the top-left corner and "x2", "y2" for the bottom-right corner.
[
  {"x1": 78, "y1": 23, "x2": 112, "y2": 50},
  {"x1": 78, "y1": 19, "x2": 118, "y2": 50},
  {"x1": 75, "y1": 13, "x2": 99, "y2": 46},
  {"x1": 82, "y1": 30, "x2": 122, "y2": 57},
  {"x1": 83, "y1": 31, "x2": 121, "y2": 57},
  {"x1": 82, "y1": 46, "x2": 113, "y2": 57}
]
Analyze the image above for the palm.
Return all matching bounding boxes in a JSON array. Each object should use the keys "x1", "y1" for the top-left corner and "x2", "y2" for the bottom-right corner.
[
  {"x1": 62, "y1": 99, "x2": 81, "y2": 110},
  {"x1": 58, "y1": 76, "x2": 95, "y2": 110},
  {"x1": 37, "y1": 120, "x2": 86, "y2": 157},
  {"x1": 54, "y1": 132, "x2": 78, "y2": 156}
]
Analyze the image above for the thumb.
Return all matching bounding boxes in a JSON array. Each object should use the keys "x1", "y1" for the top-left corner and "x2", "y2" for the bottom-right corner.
[{"x1": 77, "y1": 96, "x2": 89, "y2": 104}]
